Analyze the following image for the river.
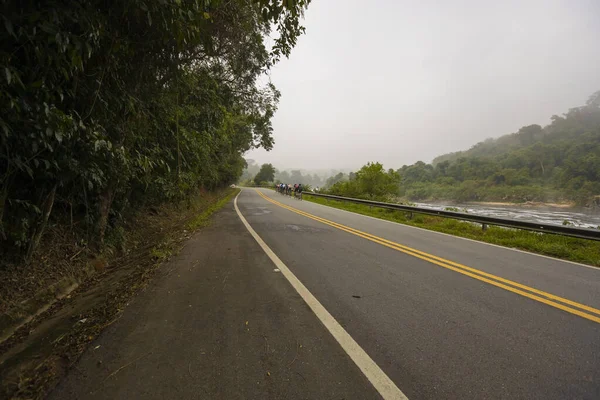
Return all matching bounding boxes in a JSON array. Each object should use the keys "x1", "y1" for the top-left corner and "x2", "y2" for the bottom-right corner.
[{"x1": 414, "y1": 202, "x2": 600, "y2": 229}]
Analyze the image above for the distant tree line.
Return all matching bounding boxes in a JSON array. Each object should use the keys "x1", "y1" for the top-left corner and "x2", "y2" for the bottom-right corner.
[
  {"x1": 322, "y1": 92, "x2": 600, "y2": 206},
  {"x1": 240, "y1": 159, "x2": 336, "y2": 188},
  {"x1": 0, "y1": 0, "x2": 310, "y2": 262}
]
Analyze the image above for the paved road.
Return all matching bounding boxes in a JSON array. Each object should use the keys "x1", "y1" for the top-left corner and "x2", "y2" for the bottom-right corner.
[
  {"x1": 236, "y1": 188, "x2": 600, "y2": 399},
  {"x1": 50, "y1": 188, "x2": 600, "y2": 400}
]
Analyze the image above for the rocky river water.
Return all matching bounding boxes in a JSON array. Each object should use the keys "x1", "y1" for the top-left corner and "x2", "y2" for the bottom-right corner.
[{"x1": 414, "y1": 202, "x2": 600, "y2": 229}]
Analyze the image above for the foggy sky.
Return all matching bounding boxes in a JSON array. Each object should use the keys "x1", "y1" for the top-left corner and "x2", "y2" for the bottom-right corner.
[{"x1": 247, "y1": 0, "x2": 600, "y2": 171}]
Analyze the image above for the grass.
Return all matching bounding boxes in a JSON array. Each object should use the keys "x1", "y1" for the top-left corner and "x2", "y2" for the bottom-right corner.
[
  {"x1": 150, "y1": 188, "x2": 239, "y2": 262},
  {"x1": 303, "y1": 194, "x2": 600, "y2": 267},
  {"x1": 187, "y1": 188, "x2": 239, "y2": 230}
]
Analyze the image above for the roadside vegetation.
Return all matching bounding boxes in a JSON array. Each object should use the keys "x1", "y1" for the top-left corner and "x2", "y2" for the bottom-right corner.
[
  {"x1": 0, "y1": 0, "x2": 310, "y2": 331},
  {"x1": 1, "y1": 188, "x2": 239, "y2": 399},
  {"x1": 1, "y1": 0, "x2": 310, "y2": 265},
  {"x1": 303, "y1": 194, "x2": 600, "y2": 267}
]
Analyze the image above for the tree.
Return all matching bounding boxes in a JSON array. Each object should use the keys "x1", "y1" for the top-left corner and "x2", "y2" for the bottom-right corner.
[
  {"x1": 254, "y1": 164, "x2": 276, "y2": 185},
  {"x1": 275, "y1": 170, "x2": 290, "y2": 183},
  {"x1": 0, "y1": 0, "x2": 312, "y2": 261},
  {"x1": 354, "y1": 162, "x2": 400, "y2": 200},
  {"x1": 325, "y1": 172, "x2": 346, "y2": 188},
  {"x1": 240, "y1": 159, "x2": 261, "y2": 182},
  {"x1": 326, "y1": 162, "x2": 400, "y2": 201},
  {"x1": 290, "y1": 170, "x2": 303, "y2": 183}
]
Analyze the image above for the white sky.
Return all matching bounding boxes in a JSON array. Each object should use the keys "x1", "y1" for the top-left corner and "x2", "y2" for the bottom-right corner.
[{"x1": 247, "y1": 0, "x2": 600, "y2": 170}]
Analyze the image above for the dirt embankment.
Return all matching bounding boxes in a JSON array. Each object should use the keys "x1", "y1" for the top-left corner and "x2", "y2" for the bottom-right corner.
[{"x1": 0, "y1": 188, "x2": 238, "y2": 400}]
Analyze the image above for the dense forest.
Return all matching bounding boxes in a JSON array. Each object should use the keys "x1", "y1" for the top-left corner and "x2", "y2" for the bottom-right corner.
[
  {"x1": 323, "y1": 93, "x2": 600, "y2": 206},
  {"x1": 397, "y1": 92, "x2": 600, "y2": 205},
  {"x1": 0, "y1": 0, "x2": 310, "y2": 262}
]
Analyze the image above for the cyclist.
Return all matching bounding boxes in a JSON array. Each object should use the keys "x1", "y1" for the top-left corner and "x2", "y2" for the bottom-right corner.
[{"x1": 296, "y1": 183, "x2": 303, "y2": 200}]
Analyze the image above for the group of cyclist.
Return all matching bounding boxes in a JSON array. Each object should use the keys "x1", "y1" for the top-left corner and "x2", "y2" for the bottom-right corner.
[{"x1": 276, "y1": 183, "x2": 303, "y2": 199}]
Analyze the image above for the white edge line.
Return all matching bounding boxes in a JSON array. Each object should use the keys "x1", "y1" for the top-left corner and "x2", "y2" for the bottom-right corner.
[
  {"x1": 266, "y1": 189, "x2": 599, "y2": 272},
  {"x1": 234, "y1": 191, "x2": 408, "y2": 400}
]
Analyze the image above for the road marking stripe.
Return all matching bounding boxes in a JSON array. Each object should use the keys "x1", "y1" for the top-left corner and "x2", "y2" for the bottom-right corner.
[
  {"x1": 234, "y1": 192, "x2": 409, "y2": 400},
  {"x1": 261, "y1": 191, "x2": 600, "y2": 316},
  {"x1": 256, "y1": 190, "x2": 600, "y2": 324},
  {"x1": 304, "y1": 194, "x2": 600, "y2": 271}
]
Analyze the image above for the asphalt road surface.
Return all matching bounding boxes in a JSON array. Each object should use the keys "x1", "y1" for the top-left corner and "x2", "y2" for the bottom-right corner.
[
  {"x1": 51, "y1": 188, "x2": 600, "y2": 399},
  {"x1": 236, "y1": 189, "x2": 600, "y2": 399}
]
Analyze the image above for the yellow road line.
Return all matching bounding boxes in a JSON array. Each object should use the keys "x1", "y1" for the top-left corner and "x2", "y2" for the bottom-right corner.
[
  {"x1": 261, "y1": 191, "x2": 600, "y2": 315},
  {"x1": 255, "y1": 190, "x2": 600, "y2": 324}
]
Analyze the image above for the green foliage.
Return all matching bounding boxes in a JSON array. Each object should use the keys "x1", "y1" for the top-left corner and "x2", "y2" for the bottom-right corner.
[
  {"x1": 325, "y1": 172, "x2": 347, "y2": 188},
  {"x1": 254, "y1": 163, "x2": 276, "y2": 185},
  {"x1": 327, "y1": 162, "x2": 400, "y2": 201},
  {"x1": 0, "y1": 0, "x2": 311, "y2": 260},
  {"x1": 187, "y1": 188, "x2": 239, "y2": 231},
  {"x1": 400, "y1": 94, "x2": 600, "y2": 205}
]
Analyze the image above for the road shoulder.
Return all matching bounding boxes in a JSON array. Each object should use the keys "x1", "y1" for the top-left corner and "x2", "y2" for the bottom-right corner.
[{"x1": 49, "y1": 200, "x2": 380, "y2": 399}]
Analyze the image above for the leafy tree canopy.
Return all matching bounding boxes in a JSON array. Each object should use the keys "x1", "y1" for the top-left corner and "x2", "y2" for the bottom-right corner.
[
  {"x1": 0, "y1": 0, "x2": 311, "y2": 260},
  {"x1": 254, "y1": 163, "x2": 276, "y2": 184}
]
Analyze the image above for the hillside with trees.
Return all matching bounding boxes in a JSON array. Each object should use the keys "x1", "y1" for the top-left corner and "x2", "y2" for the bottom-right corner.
[
  {"x1": 397, "y1": 91, "x2": 600, "y2": 205},
  {"x1": 319, "y1": 92, "x2": 600, "y2": 207},
  {"x1": 0, "y1": 0, "x2": 310, "y2": 263}
]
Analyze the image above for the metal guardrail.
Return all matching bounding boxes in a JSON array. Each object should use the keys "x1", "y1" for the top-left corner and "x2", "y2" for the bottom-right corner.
[{"x1": 304, "y1": 192, "x2": 600, "y2": 241}]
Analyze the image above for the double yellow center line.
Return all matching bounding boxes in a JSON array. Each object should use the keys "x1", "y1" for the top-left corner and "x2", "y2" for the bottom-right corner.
[{"x1": 255, "y1": 190, "x2": 600, "y2": 324}]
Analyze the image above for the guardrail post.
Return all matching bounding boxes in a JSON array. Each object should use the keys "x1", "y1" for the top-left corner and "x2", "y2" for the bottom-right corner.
[
  {"x1": 482, "y1": 223, "x2": 488, "y2": 231},
  {"x1": 407, "y1": 212, "x2": 413, "y2": 220}
]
